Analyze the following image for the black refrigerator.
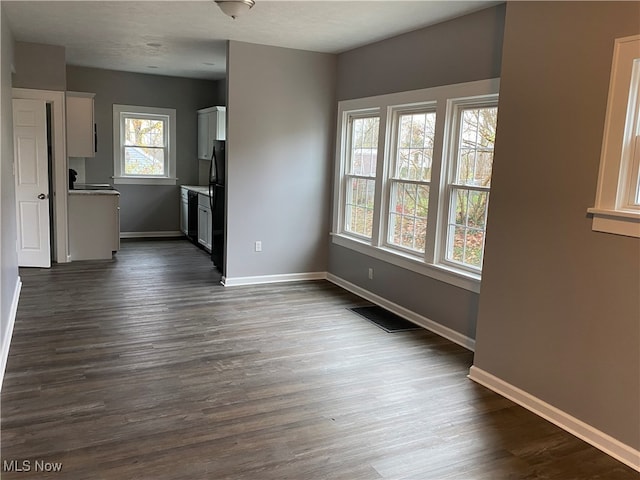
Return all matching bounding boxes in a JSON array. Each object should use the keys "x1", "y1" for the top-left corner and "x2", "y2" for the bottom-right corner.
[{"x1": 208, "y1": 140, "x2": 225, "y2": 275}]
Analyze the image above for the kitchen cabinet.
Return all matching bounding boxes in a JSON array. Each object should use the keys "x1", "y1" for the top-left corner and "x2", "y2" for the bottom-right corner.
[
  {"x1": 197, "y1": 106, "x2": 226, "y2": 160},
  {"x1": 68, "y1": 190, "x2": 119, "y2": 260},
  {"x1": 66, "y1": 91, "x2": 96, "y2": 157},
  {"x1": 197, "y1": 193, "x2": 212, "y2": 252},
  {"x1": 180, "y1": 187, "x2": 189, "y2": 235}
]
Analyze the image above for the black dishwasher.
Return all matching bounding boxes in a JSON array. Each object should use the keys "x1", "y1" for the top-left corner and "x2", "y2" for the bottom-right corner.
[{"x1": 187, "y1": 190, "x2": 199, "y2": 244}]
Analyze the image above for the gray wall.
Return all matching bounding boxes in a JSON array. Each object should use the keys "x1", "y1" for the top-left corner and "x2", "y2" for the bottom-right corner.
[
  {"x1": 12, "y1": 41, "x2": 65, "y2": 91},
  {"x1": 1, "y1": 7, "x2": 18, "y2": 373},
  {"x1": 329, "y1": 5, "x2": 505, "y2": 340},
  {"x1": 473, "y1": 2, "x2": 640, "y2": 449},
  {"x1": 225, "y1": 41, "x2": 336, "y2": 279},
  {"x1": 66, "y1": 66, "x2": 223, "y2": 233},
  {"x1": 337, "y1": 4, "x2": 505, "y2": 101}
]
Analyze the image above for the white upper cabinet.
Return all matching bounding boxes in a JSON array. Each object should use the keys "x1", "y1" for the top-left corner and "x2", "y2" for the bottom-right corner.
[
  {"x1": 66, "y1": 91, "x2": 96, "y2": 158},
  {"x1": 197, "y1": 106, "x2": 226, "y2": 160}
]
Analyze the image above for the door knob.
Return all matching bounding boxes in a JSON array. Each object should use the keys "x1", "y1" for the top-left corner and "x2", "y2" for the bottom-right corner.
[{"x1": 37, "y1": 193, "x2": 47, "y2": 199}]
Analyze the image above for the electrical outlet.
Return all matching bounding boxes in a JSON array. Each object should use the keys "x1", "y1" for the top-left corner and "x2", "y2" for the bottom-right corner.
[
  {"x1": 368, "y1": 268, "x2": 374, "y2": 280},
  {"x1": 255, "y1": 241, "x2": 262, "y2": 252}
]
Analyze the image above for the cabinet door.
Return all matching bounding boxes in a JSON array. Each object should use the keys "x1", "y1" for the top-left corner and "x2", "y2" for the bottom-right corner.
[
  {"x1": 66, "y1": 93, "x2": 95, "y2": 157},
  {"x1": 198, "y1": 206, "x2": 211, "y2": 251},
  {"x1": 180, "y1": 198, "x2": 188, "y2": 235},
  {"x1": 197, "y1": 112, "x2": 209, "y2": 160}
]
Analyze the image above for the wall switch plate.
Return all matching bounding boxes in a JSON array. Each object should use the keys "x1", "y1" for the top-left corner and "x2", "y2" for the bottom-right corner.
[
  {"x1": 368, "y1": 268, "x2": 374, "y2": 280},
  {"x1": 255, "y1": 241, "x2": 262, "y2": 252}
]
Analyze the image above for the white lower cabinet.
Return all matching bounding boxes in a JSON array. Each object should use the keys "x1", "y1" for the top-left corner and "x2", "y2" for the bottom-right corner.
[
  {"x1": 197, "y1": 193, "x2": 211, "y2": 252},
  {"x1": 180, "y1": 187, "x2": 189, "y2": 235}
]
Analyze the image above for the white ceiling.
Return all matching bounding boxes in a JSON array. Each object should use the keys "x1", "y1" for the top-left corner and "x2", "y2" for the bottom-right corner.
[{"x1": 3, "y1": 0, "x2": 499, "y2": 80}]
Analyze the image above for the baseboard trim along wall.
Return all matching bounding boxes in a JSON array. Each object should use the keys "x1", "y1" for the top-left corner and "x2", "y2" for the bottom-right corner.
[
  {"x1": 1, "y1": 278, "x2": 22, "y2": 392},
  {"x1": 326, "y1": 273, "x2": 475, "y2": 351},
  {"x1": 120, "y1": 231, "x2": 184, "y2": 239},
  {"x1": 468, "y1": 366, "x2": 640, "y2": 472},
  {"x1": 222, "y1": 272, "x2": 327, "y2": 287}
]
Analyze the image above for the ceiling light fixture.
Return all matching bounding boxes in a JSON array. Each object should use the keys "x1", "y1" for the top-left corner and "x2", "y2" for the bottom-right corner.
[{"x1": 215, "y1": 0, "x2": 255, "y2": 19}]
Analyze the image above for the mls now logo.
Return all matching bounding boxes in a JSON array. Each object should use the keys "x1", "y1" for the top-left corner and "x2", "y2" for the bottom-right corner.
[{"x1": 3, "y1": 459, "x2": 63, "y2": 473}]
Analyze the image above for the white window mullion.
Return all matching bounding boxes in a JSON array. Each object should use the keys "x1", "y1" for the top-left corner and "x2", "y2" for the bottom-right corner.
[
  {"x1": 371, "y1": 105, "x2": 389, "y2": 247},
  {"x1": 427, "y1": 99, "x2": 449, "y2": 265}
]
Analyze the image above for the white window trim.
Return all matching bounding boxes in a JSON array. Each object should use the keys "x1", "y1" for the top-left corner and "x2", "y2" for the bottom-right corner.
[
  {"x1": 332, "y1": 78, "x2": 500, "y2": 293},
  {"x1": 588, "y1": 34, "x2": 640, "y2": 238},
  {"x1": 113, "y1": 104, "x2": 177, "y2": 185}
]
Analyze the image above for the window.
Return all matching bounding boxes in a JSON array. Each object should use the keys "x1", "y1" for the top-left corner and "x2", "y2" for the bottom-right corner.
[
  {"x1": 588, "y1": 34, "x2": 640, "y2": 237},
  {"x1": 113, "y1": 105, "x2": 177, "y2": 185},
  {"x1": 444, "y1": 103, "x2": 497, "y2": 271},
  {"x1": 387, "y1": 109, "x2": 436, "y2": 253},
  {"x1": 344, "y1": 114, "x2": 379, "y2": 238},
  {"x1": 333, "y1": 79, "x2": 500, "y2": 292}
]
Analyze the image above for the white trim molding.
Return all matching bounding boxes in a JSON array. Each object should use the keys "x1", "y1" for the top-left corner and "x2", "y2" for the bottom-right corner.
[
  {"x1": 222, "y1": 272, "x2": 328, "y2": 287},
  {"x1": 1, "y1": 278, "x2": 22, "y2": 392},
  {"x1": 327, "y1": 273, "x2": 475, "y2": 351},
  {"x1": 120, "y1": 231, "x2": 183, "y2": 239},
  {"x1": 468, "y1": 366, "x2": 640, "y2": 472}
]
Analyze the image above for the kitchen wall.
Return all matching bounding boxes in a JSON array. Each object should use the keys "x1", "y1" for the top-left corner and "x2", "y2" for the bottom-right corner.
[
  {"x1": 473, "y1": 1, "x2": 640, "y2": 452},
  {"x1": 66, "y1": 66, "x2": 223, "y2": 234},
  {"x1": 225, "y1": 41, "x2": 336, "y2": 282},
  {"x1": 329, "y1": 4, "x2": 505, "y2": 341},
  {"x1": 12, "y1": 41, "x2": 65, "y2": 91},
  {"x1": 0, "y1": 6, "x2": 19, "y2": 385}
]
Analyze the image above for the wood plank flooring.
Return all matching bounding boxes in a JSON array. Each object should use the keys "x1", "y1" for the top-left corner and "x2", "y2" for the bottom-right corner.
[{"x1": 1, "y1": 239, "x2": 637, "y2": 479}]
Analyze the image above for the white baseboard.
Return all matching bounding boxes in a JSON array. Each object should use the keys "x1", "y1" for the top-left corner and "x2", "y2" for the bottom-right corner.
[
  {"x1": 120, "y1": 231, "x2": 184, "y2": 239},
  {"x1": 222, "y1": 272, "x2": 327, "y2": 287},
  {"x1": 1, "y1": 278, "x2": 22, "y2": 392},
  {"x1": 326, "y1": 273, "x2": 475, "y2": 351},
  {"x1": 468, "y1": 366, "x2": 640, "y2": 472}
]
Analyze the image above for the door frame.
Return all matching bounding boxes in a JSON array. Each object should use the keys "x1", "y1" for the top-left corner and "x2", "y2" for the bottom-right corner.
[{"x1": 12, "y1": 88, "x2": 69, "y2": 263}]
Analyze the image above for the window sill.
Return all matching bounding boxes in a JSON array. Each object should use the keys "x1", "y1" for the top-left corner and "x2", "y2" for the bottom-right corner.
[
  {"x1": 113, "y1": 176, "x2": 178, "y2": 186},
  {"x1": 587, "y1": 207, "x2": 640, "y2": 238},
  {"x1": 331, "y1": 233, "x2": 481, "y2": 293}
]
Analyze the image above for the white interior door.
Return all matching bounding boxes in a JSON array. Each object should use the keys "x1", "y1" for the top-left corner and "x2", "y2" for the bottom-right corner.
[{"x1": 13, "y1": 98, "x2": 50, "y2": 268}]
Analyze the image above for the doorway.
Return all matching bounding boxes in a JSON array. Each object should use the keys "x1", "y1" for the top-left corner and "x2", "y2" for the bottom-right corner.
[{"x1": 12, "y1": 88, "x2": 69, "y2": 264}]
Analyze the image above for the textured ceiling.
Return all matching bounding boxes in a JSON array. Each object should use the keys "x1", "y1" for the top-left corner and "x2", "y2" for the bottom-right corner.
[{"x1": 3, "y1": 1, "x2": 499, "y2": 80}]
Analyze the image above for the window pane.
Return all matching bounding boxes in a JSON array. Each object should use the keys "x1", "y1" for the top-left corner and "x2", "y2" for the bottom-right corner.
[
  {"x1": 124, "y1": 147, "x2": 165, "y2": 175},
  {"x1": 396, "y1": 112, "x2": 436, "y2": 181},
  {"x1": 456, "y1": 107, "x2": 497, "y2": 186},
  {"x1": 446, "y1": 187, "x2": 489, "y2": 268},
  {"x1": 345, "y1": 177, "x2": 375, "y2": 237},
  {"x1": 348, "y1": 116, "x2": 379, "y2": 176},
  {"x1": 125, "y1": 118, "x2": 165, "y2": 147},
  {"x1": 388, "y1": 182, "x2": 429, "y2": 252}
]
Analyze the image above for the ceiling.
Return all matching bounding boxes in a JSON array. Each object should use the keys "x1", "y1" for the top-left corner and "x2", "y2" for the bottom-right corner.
[{"x1": 3, "y1": 0, "x2": 499, "y2": 80}]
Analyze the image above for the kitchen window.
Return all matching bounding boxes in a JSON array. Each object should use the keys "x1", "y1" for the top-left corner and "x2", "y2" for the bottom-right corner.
[
  {"x1": 332, "y1": 79, "x2": 499, "y2": 292},
  {"x1": 113, "y1": 105, "x2": 177, "y2": 185}
]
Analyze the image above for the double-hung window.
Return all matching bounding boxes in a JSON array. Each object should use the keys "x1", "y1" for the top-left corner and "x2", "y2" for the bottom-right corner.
[
  {"x1": 444, "y1": 102, "x2": 498, "y2": 270},
  {"x1": 333, "y1": 79, "x2": 500, "y2": 292},
  {"x1": 343, "y1": 113, "x2": 380, "y2": 239},
  {"x1": 113, "y1": 105, "x2": 177, "y2": 185},
  {"x1": 589, "y1": 34, "x2": 640, "y2": 237},
  {"x1": 387, "y1": 109, "x2": 436, "y2": 253}
]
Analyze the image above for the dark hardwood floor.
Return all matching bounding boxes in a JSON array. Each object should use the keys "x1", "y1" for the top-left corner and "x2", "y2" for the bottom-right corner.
[{"x1": 1, "y1": 239, "x2": 637, "y2": 479}]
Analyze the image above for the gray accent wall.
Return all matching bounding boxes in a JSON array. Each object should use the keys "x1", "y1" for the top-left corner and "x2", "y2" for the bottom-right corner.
[
  {"x1": 337, "y1": 4, "x2": 505, "y2": 101},
  {"x1": 330, "y1": 5, "x2": 505, "y2": 340},
  {"x1": 1, "y1": 7, "x2": 18, "y2": 372},
  {"x1": 473, "y1": 2, "x2": 640, "y2": 449},
  {"x1": 66, "y1": 66, "x2": 223, "y2": 233},
  {"x1": 12, "y1": 42, "x2": 65, "y2": 91},
  {"x1": 225, "y1": 41, "x2": 336, "y2": 279}
]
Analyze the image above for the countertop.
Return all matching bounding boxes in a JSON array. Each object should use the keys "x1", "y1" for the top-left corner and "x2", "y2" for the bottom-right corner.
[
  {"x1": 69, "y1": 189, "x2": 120, "y2": 196},
  {"x1": 181, "y1": 185, "x2": 210, "y2": 195}
]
